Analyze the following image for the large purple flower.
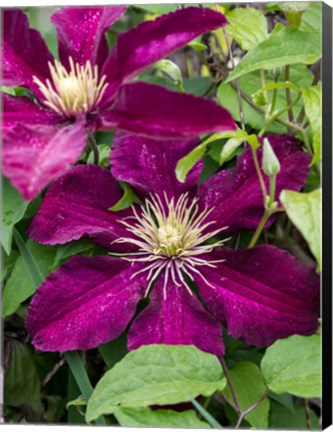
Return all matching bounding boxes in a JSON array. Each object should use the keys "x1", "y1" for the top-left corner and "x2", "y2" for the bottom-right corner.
[
  {"x1": 26, "y1": 134, "x2": 319, "y2": 356},
  {"x1": 1, "y1": 6, "x2": 236, "y2": 200}
]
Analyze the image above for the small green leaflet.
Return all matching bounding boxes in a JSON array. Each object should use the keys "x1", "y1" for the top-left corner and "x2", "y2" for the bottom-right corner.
[
  {"x1": 224, "y1": 361, "x2": 270, "y2": 429},
  {"x1": 299, "y1": 2, "x2": 322, "y2": 33},
  {"x1": 110, "y1": 182, "x2": 140, "y2": 211},
  {"x1": 86, "y1": 344, "x2": 226, "y2": 422},
  {"x1": 226, "y1": 7, "x2": 268, "y2": 51},
  {"x1": 1, "y1": 178, "x2": 29, "y2": 255},
  {"x1": 280, "y1": 188, "x2": 322, "y2": 271},
  {"x1": 115, "y1": 407, "x2": 210, "y2": 428},
  {"x1": 261, "y1": 334, "x2": 322, "y2": 398},
  {"x1": 302, "y1": 84, "x2": 322, "y2": 165},
  {"x1": 176, "y1": 129, "x2": 247, "y2": 182},
  {"x1": 226, "y1": 28, "x2": 321, "y2": 82}
]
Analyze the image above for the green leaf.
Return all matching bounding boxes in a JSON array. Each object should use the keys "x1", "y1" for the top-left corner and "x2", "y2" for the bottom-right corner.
[
  {"x1": 136, "y1": 4, "x2": 178, "y2": 14},
  {"x1": 299, "y1": 2, "x2": 322, "y2": 33},
  {"x1": 224, "y1": 361, "x2": 269, "y2": 429},
  {"x1": 87, "y1": 143, "x2": 111, "y2": 167},
  {"x1": 269, "y1": 400, "x2": 320, "y2": 429},
  {"x1": 52, "y1": 238, "x2": 96, "y2": 269},
  {"x1": 176, "y1": 130, "x2": 246, "y2": 182},
  {"x1": 1, "y1": 250, "x2": 19, "y2": 281},
  {"x1": 181, "y1": 388, "x2": 222, "y2": 429},
  {"x1": 115, "y1": 407, "x2": 210, "y2": 428},
  {"x1": 1, "y1": 178, "x2": 29, "y2": 255},
  {"x1": 226, "y1": 28, "x2": 321, "y2": 82},
  {"x1": 282, "y1": 2, "x2": 309, "y2": 30},
  {"x1": 4, "y1": 340, "x2": 43, "y2": 412},
  {"x1": 280, "y1": 188, "x2": 322, "y2": 270},
  {"x1": 226, "y1": 7, "x2": 268, "y2": 51},
  {"x1": 154, "y1": 59, "x2": 184, "y2": 90},
  {"x1": 110, "y1": 182, "x2": 139, "y2": 211},
  {"x1": 86, "y1": 344, "x2": 226, "y2": 422},
  {"x1": 66, "y1": 396, "x2": 87, "y2": 409},
  {"x1": 188, "y1": 40, "x2": 208, "y2": 53},
  {"x1": 261, "y1": 334, "x2": 322, "y2": 398},
  {"x1": 2, "y1": 239, "x2": 57, "y2": 317},
  {"x1": 302, "y1": 84, "x2": 322, "y2": 164},
  {"x1": 218, "y1": 65, "x2": 312, "y2": 132},
  {"x1": 219, "y1": 137, "x2": 245, "y2": 165}
]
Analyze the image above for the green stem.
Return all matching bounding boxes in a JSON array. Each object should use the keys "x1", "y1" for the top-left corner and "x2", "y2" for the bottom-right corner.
[
  {"x1": 88, "y1": 134, "x2": 99, "y2": 165},
  {"x1": 284, "y1": 65, "x2": 294, "y2": 124},
  {"x1": 248, "y1": 208, "x2": 284, "y2": 248},
  {"x1": 251, "y1": 146, "x2": 267, "y2": 204},
  {"x1": 13, "y1": 228, "x2": 106, "y2": 426},
  {"x1": 269, "y1": 175, "x2": 276, "y2": 208},
  {"x1": 269, "y1": 75, "x2": 279, "y2": 116}
]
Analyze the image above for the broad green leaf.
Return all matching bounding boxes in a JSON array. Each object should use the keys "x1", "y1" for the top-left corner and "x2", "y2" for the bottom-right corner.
[
  {"x1": 300, "y1": 2, "x2": 322, "y2": 33},
  {"x1": 1, "y1": 178, "x2": 29, "y2": 254},
  {"x1": 280, "y1": 188, "x2": 321, "y2": 270},
  {"x1": 4, "y1": 340, "x2": 43, "y2": 412},
  {"x1": 268, "y1": 391, "x2": 294, "y2": 412},
  {"x1": 269, "y1": 400, "x2": 320, "y2": 429},
  {"x1": 98, "y1": 332, "x2": 128, "y2": 369},
  {"x1": 226, "y1": 28, "x2": 321, "y2": 82},
  {"x1": 86, "y1": 344, "x2": 226, "y2": 422},
  {"x1": 176, "y1": 129, "x2": 247, "y2": 182},
  {"x1": 115, "y1": 407, "x2": 210, "y2": 428},
  {"x1": 2, "y1": 239, "x2": 57, "y2": 317},
  {"x1": 261, "y1": 334, "x2": 322, "y2": 397},
  {"x1": 226, "y1": 7, "x2": 268, "y2": 51},
  {"x1": 224, "y1": 361, "x2": 270, "y2": 429},
  {"x1": 1, "y1": 250, "x2": 19, "y2": 281},
  {"x1": 218, "y1": 65, "x2": 312, "y2": 132},
  {"x1": 302, "y1": 84, "x2": 322, "y2": 164}
]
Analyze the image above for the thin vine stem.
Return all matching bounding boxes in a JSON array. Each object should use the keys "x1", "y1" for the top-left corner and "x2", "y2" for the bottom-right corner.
[
  {"x1": 284, "y1": 65, "x2": 294, "y2": 124},
  {"x1": 235, "y1": 389, "x2": 269, "y2": 429},
  {"x1": 251, "y1": 146, "x2": 267, "y2": 203},
  {"x1": 248, "y1": 207, "x2": 284, "y2": 248},
  {"x1": 215, "y1": 4, "x2": 245, "y2": 130},
  {"x1": 220, "y1": 357, "x2": 241, "y2": 413}
]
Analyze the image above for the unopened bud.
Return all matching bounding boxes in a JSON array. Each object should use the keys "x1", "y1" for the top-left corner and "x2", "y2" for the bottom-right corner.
[{"x1": 262, "y1": 138, "x2": 281, "y2": 177}]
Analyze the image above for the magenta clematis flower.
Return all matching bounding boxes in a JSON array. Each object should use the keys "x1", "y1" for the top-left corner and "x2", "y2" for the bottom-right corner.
[
  {"x1": 1, "y1": 6, "x2": 236, "y2": 200},
  {"x1": 26, "y1": 134, "x2": 319, "y2": 356}
]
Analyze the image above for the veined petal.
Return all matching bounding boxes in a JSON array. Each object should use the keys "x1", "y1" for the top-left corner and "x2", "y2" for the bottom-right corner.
[
  {"x1": 51, "y1": 6, "x2": 125, "y2": 70},
  {"x1": 2, "y1": 94, "x2": 61, "y2": 131},
  {"x1": 26, "y1": 256, "x2": 146, "y2": 352},
  {"x1": 98, "y1": 82, "x2": 236, "y2": 137},
  {"x1": 198, "y1": 134, "x2": 311, "y2": 233},
  {"x1": 2, "y1": 9, "x2": 54, "y2": 97},
  {"x1": 111, "y1": 133, "x2": 203, "y2": 200},
  {"x1": 195, "y1": 247, "x2": 319, "y2": 347},
  {"x1": 128, "y1": 275, "x2": 224, "y2": 357},
  {"x1": 103, "y1": 7, "x2": 227, "y2": 86},
  {"x1": 27, "y1": 164, "x2": 135, "y2": 251},
  {"x1": 2, "y1": 120, "x2": 87, "y2": 201}
]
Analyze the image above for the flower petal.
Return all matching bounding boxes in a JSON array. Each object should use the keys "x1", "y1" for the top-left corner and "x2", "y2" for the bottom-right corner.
[
  {"x1": 2, "y1": 9, "x2": 54, "y2": 96},
  {"x1": 198, "y1": 134, "x2": 311, "y2": 233},
  {"x1": 128, "y1": 275, "x2": 224, "y2": 356},
  {"x1": 98, "y1": 82, "x2": 236, "y2": 137},
  {"x1": 26, "y1": 256, "x2": 146, "y2": 352},
  {"x1": 2, "y1": 94, "x2": 61, "y2": 131},
  {"x1": 103, "y1": 7, "x2": 227, "y2": 86},
  {"x1": 110, "y1": 133, "x2": 203, "y2": 199},
  {"x1": 194, "y1": 246, "x2": 319, "y2": 347},
  {"x1": 51, "y1": 6, "x2": 125, "y2": 70},
  {"x1": 2, "y1": 120, "x2": 87, "y2": 201},
  {"x1": 27, "y1": 164, "x2": 134, "y2": 251}
]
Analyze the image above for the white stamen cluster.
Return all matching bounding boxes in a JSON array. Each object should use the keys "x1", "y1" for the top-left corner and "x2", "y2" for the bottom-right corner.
[
  {"x1": 33, "y1": 57, "x2": 108, "y2": 118},
  {"x1": 114, "y1": 193, "x2": 228, "y2": 299}
]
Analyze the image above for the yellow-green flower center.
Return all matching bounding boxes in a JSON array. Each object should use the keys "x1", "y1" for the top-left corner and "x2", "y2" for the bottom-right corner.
[{"x1": 33, "y1": 57, "x2": 108, "y2": 118}]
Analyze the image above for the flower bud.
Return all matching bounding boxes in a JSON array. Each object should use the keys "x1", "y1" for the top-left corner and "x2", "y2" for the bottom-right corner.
[{"x1": 262, "y1": 138, "x2": 281, "y2": 177}]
